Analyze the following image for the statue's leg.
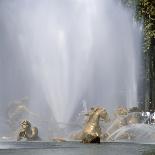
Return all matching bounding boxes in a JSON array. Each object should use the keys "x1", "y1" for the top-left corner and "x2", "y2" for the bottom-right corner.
[
  {"x1": 17, "y1": 131, "x2": 24, "y2": 141},
  {"x1": 90, "y1": 136, "x2": 100, "y2": 143},
  {"x1": 82, "y1": 134, "x2": 100, "y2": 143},
  {"x1": 17, "y1": 135, "x2": 21, "y2": 141}
]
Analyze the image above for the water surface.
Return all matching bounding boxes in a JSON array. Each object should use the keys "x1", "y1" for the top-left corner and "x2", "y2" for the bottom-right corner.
[{"x1": 0, "y1": 141, "x2": 155, "y2": 155}]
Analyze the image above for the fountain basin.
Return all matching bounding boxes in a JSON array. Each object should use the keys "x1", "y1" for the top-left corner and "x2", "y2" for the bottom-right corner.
[{"x1": 0, "y1": 141, "x2": 155, "y2": 155}]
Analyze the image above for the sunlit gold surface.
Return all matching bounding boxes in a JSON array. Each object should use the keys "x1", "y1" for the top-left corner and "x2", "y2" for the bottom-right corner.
[
  {"x1": 17, "y1": 120, "x2": 38, "y2": 141},
  {"x1": 81, "y1": 107, "x2": 109, "y2": 143}
]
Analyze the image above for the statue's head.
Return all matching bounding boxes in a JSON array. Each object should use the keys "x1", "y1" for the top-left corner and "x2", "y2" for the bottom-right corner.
[
  {"x1": 116, "y1": 106, "x2": 128, "y2": 116},
  {"x1": 97, "y1": 107, "x2": 110, "y2": 122},
  {"x1": 20, "y1": 120, "x2": 31, "y2": 130}
]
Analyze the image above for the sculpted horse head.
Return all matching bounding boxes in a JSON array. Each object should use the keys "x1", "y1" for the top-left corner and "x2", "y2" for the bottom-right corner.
[{"x1": 82, "y1": 107, "x2": 110, "y2": 143}]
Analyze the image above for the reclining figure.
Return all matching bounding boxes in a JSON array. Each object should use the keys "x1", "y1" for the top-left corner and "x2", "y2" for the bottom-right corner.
[{"x1": 17, "y1": 120, "x2": 39, "y2": 141}]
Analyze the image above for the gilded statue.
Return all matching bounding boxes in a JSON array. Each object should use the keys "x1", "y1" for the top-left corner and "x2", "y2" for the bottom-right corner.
[
  {"x1": 104, "y1": 106, "x2": 142, "y2": 141},
  {"x1": 81, "y1": 107, "x2": 110, "y2": 143},
  {"x1": 17, "y1": 120, "x2": 39, "y2": 141}
]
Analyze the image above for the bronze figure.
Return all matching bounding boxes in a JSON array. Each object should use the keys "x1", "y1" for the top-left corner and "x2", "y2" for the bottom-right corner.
[
  {"x1": 17, "y1": 120, "x2": 39, "y2": 141},
  {"x1": 81, "y1": 107, "x2": 110, "y2": 143}
]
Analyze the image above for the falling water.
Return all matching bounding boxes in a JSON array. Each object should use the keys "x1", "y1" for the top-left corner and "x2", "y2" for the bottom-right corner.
[{"x1": 0, "y1": 0, "x2": 142, "y2": 131}]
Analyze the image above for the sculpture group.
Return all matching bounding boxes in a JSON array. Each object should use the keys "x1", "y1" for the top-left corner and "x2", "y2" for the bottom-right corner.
[{"x1": 16, "y1": 105, "x2": 147, "y2": 143}]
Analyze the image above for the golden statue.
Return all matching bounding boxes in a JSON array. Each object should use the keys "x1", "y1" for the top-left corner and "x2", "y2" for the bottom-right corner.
[
  {"x1": 17, "y1": 120, "x2": 39, "y2": 141},
  {"x1": 81, "y1": 107, "x2": 110, "y2": 143},
  {"x1": 104, "y1": 106, "x2": 128, "y2": 138},
  {"x1": 104, "y1": 106, "x2": 142, "y2": 141},
  {"x1": 115, "y1": 106, "x2": 128, "y2": 116}
]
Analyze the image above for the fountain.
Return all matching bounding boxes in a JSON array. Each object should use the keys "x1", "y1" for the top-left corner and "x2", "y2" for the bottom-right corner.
[
  {"x1": 0, "y1": 0, "x2": 142, "y2": 136},
  {"x1": 2, "y1": 0, "x2": 155, "y2": 154}
]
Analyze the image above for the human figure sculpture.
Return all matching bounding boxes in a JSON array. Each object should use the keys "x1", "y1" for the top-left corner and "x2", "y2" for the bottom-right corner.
[
  {"x1": 115, "y1": 106, "x2": 128, "y2": 116},
  {"x1": 17, "y1": 120, "x2": 39, "y2": 141},
  {"x1": 104, "y1": 106, "x2": 142, "y2": 141},
  {"x1": 81, "y1": 107, "x2": 110, "y2": 143},
  {"x1": 103, "y1": 106, "x2": 128, "y2": 139}
]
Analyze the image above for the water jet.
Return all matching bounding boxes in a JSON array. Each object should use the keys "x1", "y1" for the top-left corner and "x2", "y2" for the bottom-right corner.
[{"x1": 0, "y1": 0, "x2": 153, "y2": 154}]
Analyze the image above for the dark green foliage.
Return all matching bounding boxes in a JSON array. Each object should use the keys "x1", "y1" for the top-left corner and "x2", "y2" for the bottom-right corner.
[
  {"x1": 121, "y1": 0, "x2": 155, "y2": 51},
  {"x1": 120, "y1": 0, "x2": 155, "y2": 110}
]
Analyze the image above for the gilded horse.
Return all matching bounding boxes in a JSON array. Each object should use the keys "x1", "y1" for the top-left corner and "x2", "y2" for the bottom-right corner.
[
  {"x1": 17, "y1": 120, "x2": 39, "y2": 141},
  {"x1": 81, "y1": 107, "x2": 110, "y2": 143}
]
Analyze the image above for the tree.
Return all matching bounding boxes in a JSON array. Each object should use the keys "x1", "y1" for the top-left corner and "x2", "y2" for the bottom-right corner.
[{"x1": 120, "y1": 0, "x2": 155, "y2": 111}]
